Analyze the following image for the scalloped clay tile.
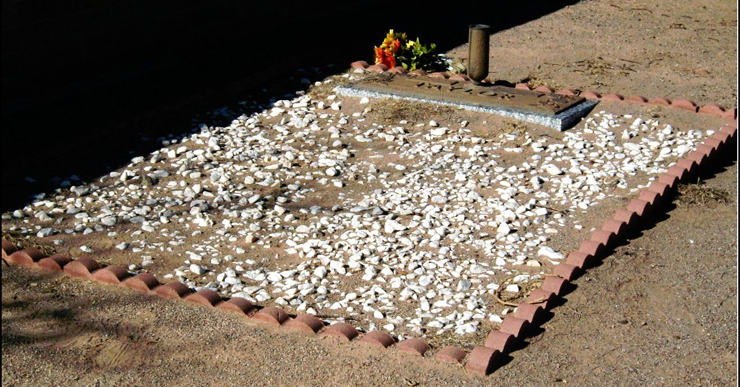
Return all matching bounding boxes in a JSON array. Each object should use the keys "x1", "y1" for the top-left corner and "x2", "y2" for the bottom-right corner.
[
  {"x1": 252, "y1": 306, "x2": 289, "y2": 326},
  {"x1": 321, "y1": 322, "x2": 358, "y2": 341},
  {"x1": 555, "y1": 89, "x2": 578, "y2": 96},
  {"x1": 601, "y1": 93, "x2": 624, "y2": 101},
  {"x1": 434, "y1": 346, "x2": 467, "y2": 364},
  {"x1": 590, "y1": 229, "x2": 617, "y2": 248},
  {"x1": 648, "y1": 97, "x2": 671, "y2": 106},
  {"x1": 358, "y1": 330, "x2": 395, "y2": 348},
  {"x1": 723, "y1": 107, "x2": 737, "y2": 119},
  {"x1": 626, "y1": 198, "x2": 653, "y2": 217},
  {"x1": 121, "y1": 273, "x2": 160, "y2": 292},
  {"x1": 91, "y1": 265, "x2": 130, "y2": 285},
  {"x1": 514, "y1": 83, "x2": 531, "y2": 90},
  {"x1": 465, "y1": 346, "x2": 501, "y2": 376},
  {"x1": 350, "y1": 61, "x2": 369, "y2": 69},
  {"x1": 553, "y1": 262, "x2": 581, "y2": 281},
  {"x1": 1, "y1": 240, "x2": 18, "y2": 261},
  {"x1": 671, "y1": 99, "x2": 698, "y2": 112},
  {"x1": 526, "y1": 289, "x2": 556, "y2": 310},
  {"x1": 7, "y1": 248, "x2": 44, "y2": 267},
  {"x1": 513, "y1": 302, "x2": 545, "y2": 324},
  {"x1": 283, "y1": 314, "x2": 324, "y2": 333},
  {"x1": 152, "y1": 281, "x2": 191, "y2": 299},
  {"x1": 580, "y1": 90, "x2": 601, "y2": 99},
  {"x1": 367, "y1": 64, "x2": 388, "y2": 72},
  {"x1": 184, "y1": 288, "x2": 223, "y2": 307},
  {"x1": 698, "y1": 104, "x2": 725, "y2": 116},
  {"x1": 63, "y1": 256, "x2": 101, "y2": 279},
  {"x1": 36, "y1": 254, "x2": 71, "y2": 271},
  {"x1": 396, "y1": 338, "x2": 430, "y2": 356},
  {"x1": 579, "y1": 239, "x2": 606, "y2": 259},
  {"x1": 626, "y1": 95, "x2": 648, "y2": 103},
  {"x1": 499, "y1": 316, "x2": 530, "y2": 338},
  {"x1": 541, "y1": 276, "x2": 568, "y2": 296},
  {"x1": 638, "y1": 190, "x2": 661, "y2": 207},
  {"x1": 217, "y1": 297, "x2": 255, "y2": 316},
  {"x1": 484, "y1": 330, "x2": 516, "y2": 353}
]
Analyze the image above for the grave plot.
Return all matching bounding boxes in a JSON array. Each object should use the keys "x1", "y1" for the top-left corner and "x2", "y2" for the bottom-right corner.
[{"x1": 1, "y1": 71, "x2": 721, "y2": 347}]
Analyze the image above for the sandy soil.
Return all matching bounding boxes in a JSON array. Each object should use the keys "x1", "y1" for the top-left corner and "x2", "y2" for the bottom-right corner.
[{"x1": 2, "y1": 0, "x2": 737, "y2": 385}]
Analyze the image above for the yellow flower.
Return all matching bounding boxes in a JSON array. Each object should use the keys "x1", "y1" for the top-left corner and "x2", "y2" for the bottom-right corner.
[{"x1": 406, "y1": 40, "x2": 416, "y2": 49}]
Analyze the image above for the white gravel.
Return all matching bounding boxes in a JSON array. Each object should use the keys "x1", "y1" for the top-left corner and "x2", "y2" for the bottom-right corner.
[{"x1": 2, "y1": 72, "x2": 714, "y2": 339}]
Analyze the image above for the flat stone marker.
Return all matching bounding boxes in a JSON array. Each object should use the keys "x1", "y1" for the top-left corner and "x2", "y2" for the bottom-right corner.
[{"x1": 336, "y1": 73, "x2": 597, "y2": 130}]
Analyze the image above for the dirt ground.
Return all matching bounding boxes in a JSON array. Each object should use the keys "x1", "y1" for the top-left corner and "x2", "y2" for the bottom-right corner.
[{"x1": 2, "y1": 0, "x2": 737, "y2": 386}]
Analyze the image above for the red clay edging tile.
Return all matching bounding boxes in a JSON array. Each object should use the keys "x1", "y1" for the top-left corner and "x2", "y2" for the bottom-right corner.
[
  {"x1": 217, "y1": 297, "x2": 256, "y2": 316},
  {"x1": 580, "y1": 90, "x2": 601, "y2": 99},
  {"x1": 184, "y1": 288, "x2": 223, "y2": 307},
  {"x1": 152, "y1": 281, "x2": 191, "y2": 299},
  {"x1": 435, "y1": 346, "x2": 468, "y2": 364},
  {"x1": 483, "y1": 330, "x2": 516, "y2": 353},
  {"x1": 121, "y1": 272, "x2": 161, "y2": 292},
  {"x1": 515, "y1": 83, "x2": 531, "y2": 90},
  {"x1": 565, "y1": 251, "x2": 594, "y2": 269},
  {"x1": 7, "y1": 248, "x2": 44, "y2": 267},
  {"x1": 601, "y1": 93, "x2": 624, "y2": 101},
  {"x1": 648, "y1": 97, "x2": 671, "y2": 106},
  {"x1": 638, "y1": 190, "x2": 661, "y2": 207},
  {"x1": 358, "y1": 330, "x2": 396, "y2": 348},
  {"x1": 670, "y1": 99, "x2": 699, "y2": 112},
  {"x1": 36, "y1": 254, "x2": 71, "y2": 272},
  {"x1": 321, "y1": 322, "x2": 359, "y2": 341},
  {"x1": 499, "y1": 316, "x2": 530, "y2": 339},
  {"x1": 556, "y1": 89, "x2": 578, "y2": 96},
  {"x1": 699, "y1": 104, "x2": 726, "y2": 117},
  {"x1": 590, "y1": 229, "x2": 617, "y2": 249},
  {"x1": 626, "y1": 198, "x2": 652, "y2": 217},
  {"x1": 513, "y1": 302, "x2": 545, "y2": 324},
  {"x1": 350, "y1": 61, "x2": 369, "y2": 70},
  {"x1": 553, "y1": 262, "x2": 581, "y2": 281},
  {"x1": 723, "y1": 107, "x2": 737, "y2": 119},
  {"x1": 625, "y1": 95, "x2": 648, "y2": 103},
  {"x1": 541, "y1": 276, "x2": 568, "y2": 296},
  {"x1": 396, "y1": 338, "x2": 431, "y2": 356},
  {"x1": 284, "y1": 314, "x2": 324, "y2": 333},
  {"x1": 578, "y1": 240, "x2": 606, "y2": 260},
  {"x1": 525, "y1": 289, "x2": 556, "y2": 310},
  {"x1": 252, "y1": 306, "x2": 289, "y2": 325},
  {"x1": 91, "y1": 265, "x2": 131, "y2": 285},
  {"x1": 1, "y1": 240, "x2": 18, "y2": 261},
  {"x1": 367, "y1": 64, "x2": 388, "y2": 72},
  {"x1": 63, "y1": 256, "x2": 100, "y2": 279},
  {"x1": 465, "y1": 346, "x2": 501, "y2": 376},
  {"x1": 534, "y1": 85, "x2": 555, "y2": 93}
]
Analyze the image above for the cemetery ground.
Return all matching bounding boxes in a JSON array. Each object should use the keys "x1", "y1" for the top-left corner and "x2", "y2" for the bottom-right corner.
[{"x1": 2, "y1": 0, "x2": 737, "y2": 386}]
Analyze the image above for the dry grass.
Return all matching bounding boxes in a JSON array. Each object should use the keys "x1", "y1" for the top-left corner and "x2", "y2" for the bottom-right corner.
[{"x1": 675, "y1": 180, "x2": 730, "y2": 207}]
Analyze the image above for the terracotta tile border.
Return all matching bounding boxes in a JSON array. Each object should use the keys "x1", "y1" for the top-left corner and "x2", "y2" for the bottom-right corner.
[{"x1": 2, "y1": 62, "x2": 736, "y2": 377}]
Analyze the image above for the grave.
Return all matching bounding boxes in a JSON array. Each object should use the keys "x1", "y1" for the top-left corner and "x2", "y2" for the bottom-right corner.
[{"x1": 336, "y1": 72, "x2": 597, "y2": 130}]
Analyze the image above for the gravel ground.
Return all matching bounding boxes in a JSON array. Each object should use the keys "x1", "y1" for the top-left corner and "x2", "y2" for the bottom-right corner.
[{"x1": 2, "y1": 0, "x2": 737, "y2": 385}]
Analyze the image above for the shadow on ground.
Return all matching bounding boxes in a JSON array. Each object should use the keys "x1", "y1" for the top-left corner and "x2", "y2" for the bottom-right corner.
[{"x1": 2, "y1": 1, "x2": 579, "y2": 212}]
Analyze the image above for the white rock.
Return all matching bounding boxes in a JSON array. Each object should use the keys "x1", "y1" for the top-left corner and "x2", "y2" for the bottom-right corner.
[
  {"x1": 537, "y1": 246, "x2": 564, "y2": 260},
  {"x1": 190, "y1": 264, "x2": 206, "y2": 275}
]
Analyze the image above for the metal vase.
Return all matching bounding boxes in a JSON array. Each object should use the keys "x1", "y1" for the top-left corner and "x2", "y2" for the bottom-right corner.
[{"x1": 468, "y1": 24, "x2": 490, "y2": 83}]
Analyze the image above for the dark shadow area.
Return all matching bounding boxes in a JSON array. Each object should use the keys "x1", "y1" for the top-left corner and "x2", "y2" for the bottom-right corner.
[{"x1": 2, "y1": 0, "x2": 579, "y2": 212}]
